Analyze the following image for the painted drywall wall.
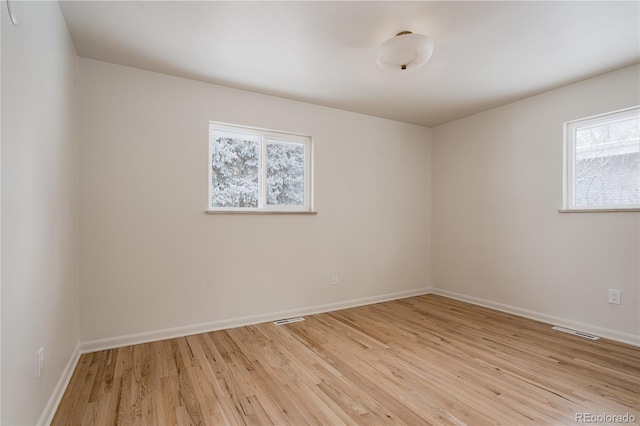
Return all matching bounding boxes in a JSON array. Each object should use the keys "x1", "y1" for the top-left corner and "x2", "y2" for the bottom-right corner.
[
  {"x1": 432, "y1": 64, "x2": 640, "y2": 342},
  {"x1": 79, "y1": 58, "x2": 431, "y2": 343},
  {"x1": 0, "y1": 4, "x2": 3, "y2": 422},
  {"x1": 1, "y1": 1, "x2": 79, "y2": 424}
]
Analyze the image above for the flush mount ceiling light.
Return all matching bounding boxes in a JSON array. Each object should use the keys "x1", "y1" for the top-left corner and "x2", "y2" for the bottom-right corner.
[{"x1": 376, "y1": 31, "x2": 434, "y2": 72}]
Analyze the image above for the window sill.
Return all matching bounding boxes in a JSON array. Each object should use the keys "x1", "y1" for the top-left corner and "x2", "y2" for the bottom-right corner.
[
  {"x1": 205, "y1": 210, "x2": 318, "y2": 215},
  {"x1": 558, "y1": 208, "x2": 640, "y2": 213}
]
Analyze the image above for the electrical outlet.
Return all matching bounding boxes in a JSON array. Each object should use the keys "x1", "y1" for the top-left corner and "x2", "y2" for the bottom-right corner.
[
  {"x1": 36, "y1": 347, "x2": 45, "y2": 377},
  {"x1": 608, "y1": 289, "x2": 621, "y2": 305},
  {"x1": 331, "y1": 273, "x2": 338, "y2": 285}
]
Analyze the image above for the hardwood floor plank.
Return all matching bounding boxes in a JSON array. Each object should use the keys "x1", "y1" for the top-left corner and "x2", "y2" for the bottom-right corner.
[
  {"x1": 95, "y1": 375, "x2": 121, "y2": 426},
  {"x1": 72, "y1": 352, "x2": 106, "y2": 425},
  {"x1": 160, "y1": 376, "x2": 179, "y2": 426},
  {"x1": 53, "y1": 295, "x2": 640, "y2": 425},
  {"x1": 80, "y1": 402, "x2": 98, "y2": 426},
  {"x1": 116, "y1": 370, "x2": 133, "y2": 426}
]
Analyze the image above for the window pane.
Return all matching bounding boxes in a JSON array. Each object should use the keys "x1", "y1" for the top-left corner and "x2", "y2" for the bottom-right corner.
[
  {"x1": 211, "y1": 132, "x2": 259, "y2": 208},
  {"x1": 574, "y1": 115, "x2": 639, "y2": 206},
  {"x1": 266, "y1": 141, "x2": 305, "y2": 206}
]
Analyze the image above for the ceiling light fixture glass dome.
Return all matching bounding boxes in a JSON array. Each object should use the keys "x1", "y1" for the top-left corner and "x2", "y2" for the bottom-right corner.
[{"x1": 376, "y1": 31, "x2": 434, "y2": 72}]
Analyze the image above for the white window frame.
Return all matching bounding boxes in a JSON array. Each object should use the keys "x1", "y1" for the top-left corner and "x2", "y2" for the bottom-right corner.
[
  {"x1": 563, "y1": 106, "x2": 640, "y2": 211},
  {"x1": 208, "y1": 122, "x2": 314, "y2": 213}
]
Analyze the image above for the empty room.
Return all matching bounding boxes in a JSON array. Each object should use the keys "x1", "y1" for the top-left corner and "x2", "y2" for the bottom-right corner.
[{"x1": 1, "y1": 1, "x2": 639, "y2": 425}]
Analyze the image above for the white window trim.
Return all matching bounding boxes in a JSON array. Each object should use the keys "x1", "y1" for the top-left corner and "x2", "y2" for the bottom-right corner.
[
  {"x1": 562, "y1": 106, "x2": 640, "y2": 211},
  {"x1": 208, "y1": 121, "x2": 314, "y2": 213}
]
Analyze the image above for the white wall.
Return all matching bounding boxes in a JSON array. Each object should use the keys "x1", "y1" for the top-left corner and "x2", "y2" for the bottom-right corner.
[
  {"x1": 79, "y1": 59, "x2": 431, "y2": 343},
  {"x1": 432, "y1": 64, "x2": 640, "y2": 343},
  {"x1": 0, "y1": 4, "x2": 3, "y2": 422},
  {"x1": 1, "y1": 1, "x2": 79, "y2": 424}
]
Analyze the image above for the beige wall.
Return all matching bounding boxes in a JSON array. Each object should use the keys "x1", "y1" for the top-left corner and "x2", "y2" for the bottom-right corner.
[
  {"x1": 432, "y1": 64, "x2": 640, "y2": 343},
  {"x1": 79, "y1": 59, "x2": 432, "y2": 343},
  {"x1": 1, "y1": 2, "x2": 79, "y2": 424}
]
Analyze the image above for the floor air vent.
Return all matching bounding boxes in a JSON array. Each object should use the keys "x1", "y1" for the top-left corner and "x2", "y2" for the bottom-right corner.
[
  {"x1": 273, "y1": 317, "x2": 305, "y2": 326},
  {"x1": 552, "y1": 326, "x2": 599, "y2": 340}
]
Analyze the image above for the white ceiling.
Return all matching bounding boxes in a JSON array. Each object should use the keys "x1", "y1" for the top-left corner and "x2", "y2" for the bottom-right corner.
[{"x1": 58, "y1": 1, "x2": 640, "y2": 128}]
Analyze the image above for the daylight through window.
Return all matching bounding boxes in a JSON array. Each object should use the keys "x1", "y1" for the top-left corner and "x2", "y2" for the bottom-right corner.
[
  {"x1": 564, "y1": 107, "x2": 640, "y2": 210},
  {"x1": 209, "y1": 123, "x2": 313, "y2": 212}
]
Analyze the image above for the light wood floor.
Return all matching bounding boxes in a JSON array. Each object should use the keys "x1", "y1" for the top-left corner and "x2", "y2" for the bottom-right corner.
[{"x1": 53, "y1": 295, "x2": 640, "y2": 425}]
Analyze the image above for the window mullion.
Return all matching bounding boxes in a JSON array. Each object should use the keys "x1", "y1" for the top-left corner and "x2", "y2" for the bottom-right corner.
[
  {"x1": 565, "y1": 124, "x2": 575, "y2": 209},
  {"x1": 260, "y1": 135, "x2": 267, "y2": 208},
  {"x1": 570, "y1": 127, "x2": 577, "y2": 209}
]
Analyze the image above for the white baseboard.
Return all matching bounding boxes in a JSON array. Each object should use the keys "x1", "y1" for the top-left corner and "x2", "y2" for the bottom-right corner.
[
  {"x1": 432, "y1": 288, "x2": 640, "y2": 347},
  {"x1": 80, "y1": 287, "x2": 433, "y2": 353},
  {"x1": 38, "y1": 343, "x2": 81, "y2": 426},
  {"x1": 80, "y1": 286, "x2": 639, "y2": 352}
]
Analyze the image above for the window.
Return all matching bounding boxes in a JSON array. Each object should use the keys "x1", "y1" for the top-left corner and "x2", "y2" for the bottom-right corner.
[
  {"x1": 208, "y1": 122, "x2": 313, "y2": 212},
  {"x1": 563, "y1": 107, "x2": 639, "y2": 210}
]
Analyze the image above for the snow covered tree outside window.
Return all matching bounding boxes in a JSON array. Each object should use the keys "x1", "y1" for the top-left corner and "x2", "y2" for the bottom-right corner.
[
  {"x1": 209, "y1": 123, "x2": 313, "y2": 212},
  {"x1": 210, "y1": 132, "x2": 260, "y2": 208},
  {"x1": 565, "y1": 107, "x2": 640, "y2": 210},
  {"x1": 266, "y1": 141, "x2": 305, "y2": 206}
]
